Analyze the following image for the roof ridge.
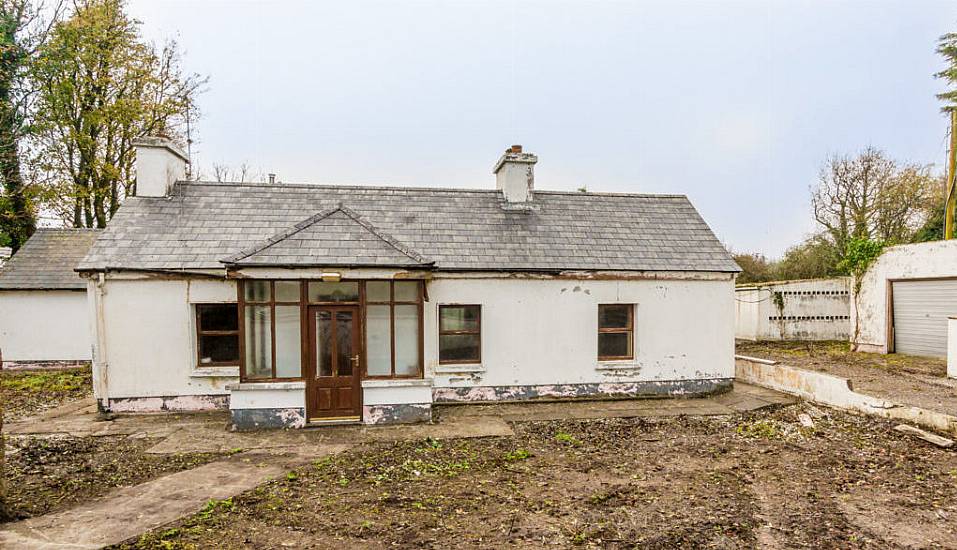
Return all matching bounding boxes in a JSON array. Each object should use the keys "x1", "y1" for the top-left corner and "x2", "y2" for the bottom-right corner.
[
  {"x1": 221, "y1": 203, "x2": 432, "y2": 266},
  {"x1": 178, "y1": 180, "x2": 688, "y2": 199}
]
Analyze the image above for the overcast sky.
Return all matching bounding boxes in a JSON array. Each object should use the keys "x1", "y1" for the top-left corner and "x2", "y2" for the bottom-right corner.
[{"x1": 126, "y1": 0, "x2": 956, "y2": 258}]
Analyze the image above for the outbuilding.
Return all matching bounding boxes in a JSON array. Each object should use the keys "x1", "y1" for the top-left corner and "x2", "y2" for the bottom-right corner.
[
  {"x1": 78, "y1": 137, "x2": 741, "y2": 428},
  {"x1": 853, "y1": 239, "x2": 957, "y2": 358},
  {"x1": 0, "y1": 228, "x2": 99, "y2": 366}
]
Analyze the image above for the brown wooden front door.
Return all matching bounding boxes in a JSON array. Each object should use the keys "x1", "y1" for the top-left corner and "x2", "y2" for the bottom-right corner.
[{"x1": 306, "y1": 305, "x2": 361, "y2": 420}]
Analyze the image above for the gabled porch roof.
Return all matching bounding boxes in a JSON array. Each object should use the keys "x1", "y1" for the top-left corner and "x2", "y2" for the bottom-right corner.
[{"x1": 221, "y1": 204, "x2": 433, "y2": 268}]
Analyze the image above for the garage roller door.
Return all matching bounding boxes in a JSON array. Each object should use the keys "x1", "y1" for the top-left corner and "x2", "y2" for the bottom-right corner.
[{"x1": 892, "y1": 279, "x2": 957, "y2": 357}]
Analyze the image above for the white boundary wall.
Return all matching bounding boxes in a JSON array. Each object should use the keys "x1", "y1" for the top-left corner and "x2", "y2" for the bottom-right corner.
[
  {"x1": 853, "y1": 240, "x2": 957, "y2": 354},
  {"x1": 735, "y1": 278, "x2": 850, "y2": 341},
  {"x1": 0, "y1": 290, "x2": 92, "y2": 361}
]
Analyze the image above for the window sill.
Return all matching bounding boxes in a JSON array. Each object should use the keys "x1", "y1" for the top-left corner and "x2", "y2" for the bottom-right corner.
[
  {"x1": 434, "y1": 364, "x2": 485, "y2": 374},
  {"x1": 361, "y1": 378, "x2": 433, "y2": 389},
  {"x1": 226, "y1": 381, "x2": 306, "y2": 391},
  {"x1": 191, "y1": 367, "x2": 240, "y2": 378},
  {"x1": 595, "y1": 361, "x2": 642, "y2": 371}
]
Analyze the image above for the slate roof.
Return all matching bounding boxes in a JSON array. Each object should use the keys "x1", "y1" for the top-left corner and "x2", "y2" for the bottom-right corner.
[
  {"x1": 224, "y1": 204, "x2": 432, "y2": 268},
  {"x1": 0, "y1": 229, "x2": 100, "y2": 290},
  {"x1": 78, "y1": 181, "x2": 740, "y2": 273}
]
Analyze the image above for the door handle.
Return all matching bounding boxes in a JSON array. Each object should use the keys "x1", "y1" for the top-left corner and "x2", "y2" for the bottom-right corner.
[{"x1": 351, "y1": 355, "x2": 360, "y2": 366}]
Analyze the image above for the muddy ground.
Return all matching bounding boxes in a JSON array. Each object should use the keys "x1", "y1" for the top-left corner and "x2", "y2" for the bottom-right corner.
[
  {"x1": 1, "y1": 367, "x2": 93, "y2": 421},
  {"x1": 2, "y1": 436, "x2": 227, "y2": 522},
  {"x1": 1, "y1": 367, "x2": 227, "y2": 523},
  {"x1": 736, "y1": 340, "x2": 957, "y2": 415},
  {"x1": 118, "y1": 404, "x2": 957, "y2": 549}
]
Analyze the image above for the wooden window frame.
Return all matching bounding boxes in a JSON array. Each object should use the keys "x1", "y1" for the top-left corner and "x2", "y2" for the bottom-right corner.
[
  {"x1": 438, "y1": 304, "x2": 482, "y2": 365},
  {"x1": 597, "y1": 304, "x2": 634, "y2": 361},
  {"x1": 239, "y1": 280, "x2": 305, "y2": 382},
  {"x1": 363, "y1": 280, "x2": 424, "y2": 379},
  {"x1": 195, "y1": 303, "x2": 240, "y2": 367}
]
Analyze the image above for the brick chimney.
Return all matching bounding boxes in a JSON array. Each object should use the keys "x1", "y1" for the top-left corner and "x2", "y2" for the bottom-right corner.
[
  {"x1": 132, "y1": 136, "x2": 188, "y2": 197},
  {"x1": 493, "y1": 144, "x2": 537, "y2": 204}
]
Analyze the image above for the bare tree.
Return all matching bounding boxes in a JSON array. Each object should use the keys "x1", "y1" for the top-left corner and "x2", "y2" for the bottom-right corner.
[
  {"x1": 210, "y1": 162, "x2": 260, "y2": 183},
  {"x1": 812, "y1": 147, "x2": 938, "y2": 260}
]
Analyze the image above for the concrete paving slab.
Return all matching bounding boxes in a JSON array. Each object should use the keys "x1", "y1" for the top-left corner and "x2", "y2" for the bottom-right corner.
[{"x1": 0, "y1": 446, "x2": 348, "y2": 550}]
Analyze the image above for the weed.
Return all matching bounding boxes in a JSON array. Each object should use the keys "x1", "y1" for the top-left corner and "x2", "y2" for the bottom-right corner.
[
  {"x1": 736, "y1": 420, "x2": 781, "y2": 439},
  {"x1": 555, "y1": 431, "x2": 582, "y2": 446},
  {"x1": 504, "y1": 449, "x2": 531, "y2": 461}
]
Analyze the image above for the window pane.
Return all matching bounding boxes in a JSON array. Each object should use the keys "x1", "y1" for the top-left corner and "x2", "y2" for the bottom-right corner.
[
  {"x1": 439, "y1": 334, "x2": 480, "y2": 363},
  {"x1": 199, "y1": 334, "x2": 239, "y2": 364},
  {"x1": 394, "y1": 281, "x2": 419, "y2": 302},
  {"x1": 366, "y1": 281, "x2": 390, "y2": 302},
  {"x1": 440, "y1": 305, "x2": 480, "y2": 332},
  {"x1": 599, "y1": 305, "x2": 631, "y2": 329},
  {"x1": 275, "y1": 305, "x2": 301, "y2": 378},
  {"x1": 394, "y1": 304, "x2": 419, "y2": 375},
  {"x1": 336, "y1": 311, "x2": 355, "y2": 376},
  {"x1": 275, "y1": 281, "x2": 301, "y2": 302},
  {"x1": 244, "y1": 306, "x2": 272, "y2": 378},
  {"x1": 316, "y1": 311, "x2": 332, "y2": 377},
  {"x1": 598, "y1": 332, "x2": 631, "y2": 358},
  {"x1": 244, "y1": 281, "x2": 270, "y2": 302},
  {"x1": 308, "y1": 281, "x2": 359, "y2": 303},
  {"x1": 198, "y1": 304, "x2": 238, "y2": 332},
  {"x1": 366, "y1": 305, "x2": 391, "y2": 376}
]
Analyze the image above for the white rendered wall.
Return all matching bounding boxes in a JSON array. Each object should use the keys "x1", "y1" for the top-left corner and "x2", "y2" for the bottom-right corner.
[
  {"x1": 0, "y1": 290, "x2": 92, "y2": 361},
  {"x1": 734, "y1": 278, "x2": 851, "y2": 341},
  {"x1": 853, "y1": 240, "x2": 957, "y2": 353},
  {"x1": 93, "y1": 277, "x2": 238, "y2": 401},
  {"x1": 424, "y1": 276, "x2": 735, "y2": 388}
]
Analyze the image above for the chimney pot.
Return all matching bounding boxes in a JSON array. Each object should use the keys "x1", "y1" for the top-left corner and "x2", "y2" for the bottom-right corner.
[
  {"x1": 132, "y1": 136, "x2": 188, "y2": 197},
  {"x1": 493, "y1": 145, "x2": 538, "y2": 204}
]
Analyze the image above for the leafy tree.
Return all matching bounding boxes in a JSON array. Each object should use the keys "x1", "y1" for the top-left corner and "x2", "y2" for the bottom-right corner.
[
  {"x1": 30, "y1": 0, "x2": 204, "y2": 228},
  {"x1": 937, "y1": 30, "x2": 957, "y2": 112},
  {"x1": 732, "y1": 252, "x2": 776, "y2": 284},
  {"x1": 0, "y1": 0, "x2": 60, "y2": 251},
  {"x1": 775, "y1": 234, "x2": 841, "y2": 281}
]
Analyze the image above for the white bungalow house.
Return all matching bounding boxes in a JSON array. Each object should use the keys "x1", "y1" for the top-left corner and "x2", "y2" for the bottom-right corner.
[
  {"x1": 77, "y1": 137, "x2": 741, "y2": 429},
  {"x1": 0, "y1": 228, "x2": 99, "y2": 365}
]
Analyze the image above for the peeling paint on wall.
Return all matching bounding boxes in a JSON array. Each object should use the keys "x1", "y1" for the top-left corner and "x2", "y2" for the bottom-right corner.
[
  {"x1": 106, "y1": 394, "x2": 228, "y2": 413},
  {"x1": 231, "y1": 407, "x2": 306, "y2": 430},
  {"x1": 432, "y1": 378, "x2": 731, "y2": 403},
  {"x1": 363, "y1": 403, "x2": 431, "y2": 425}
]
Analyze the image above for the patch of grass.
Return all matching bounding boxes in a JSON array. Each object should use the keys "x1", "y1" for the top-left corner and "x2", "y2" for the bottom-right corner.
[
  {"x1": 504, "y1": 449, "x2": 532, "y2": 461},
  {"x1": 736, "y1": 419, "x2": 781, "y2": 439},
  {"x1": 3, "y1": 369, "x2": 91, "y2": 393},
  {"x1": 555, "y1": 430, "x2": 582, "y2": 447}
]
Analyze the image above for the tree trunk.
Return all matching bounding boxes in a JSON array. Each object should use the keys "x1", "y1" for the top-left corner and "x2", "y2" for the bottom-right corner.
[{"x1": 0, "y1": 349, "x2": 10, "y2": 521}]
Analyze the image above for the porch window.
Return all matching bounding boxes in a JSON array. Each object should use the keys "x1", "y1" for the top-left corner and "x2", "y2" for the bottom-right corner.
[
  {"x1": 598, "y1": 304, "x2": 634, "y2": 361},
  {"x1": 365, "y1": 281, "x2": 423, "y2": 378},
  {"x1": 241, "y1": 280, "x2": 303, "y2": 380},
  {"x1": 195, "y1": 304, "x2": 239, "y2": 366},
  {"x1": 438, "y1": 305, "x2": 481, "y2": 363}
]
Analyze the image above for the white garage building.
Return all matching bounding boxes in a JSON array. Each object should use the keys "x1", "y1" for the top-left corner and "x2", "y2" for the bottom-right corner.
[
  {"x1": 0, "y1": 228, "x2": 99, "y2": 366},
  {"x1": 852, "y1": 239, "x2": 957, "y2": 358}
]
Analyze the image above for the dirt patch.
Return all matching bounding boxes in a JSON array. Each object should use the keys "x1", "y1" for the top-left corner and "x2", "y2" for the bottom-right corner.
[
  {"x1": 1, "y1": 367, "x2": 93, "y2": 421},
  {"x1": 115, "y1": 405, "x2": 957, "y2": 549},
  {"x1": 2, "y1": 435, "x2": 227, "y2": 523},
  {"x1": 737, "y1": 340, "x2": 957, "y2": 415}
]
